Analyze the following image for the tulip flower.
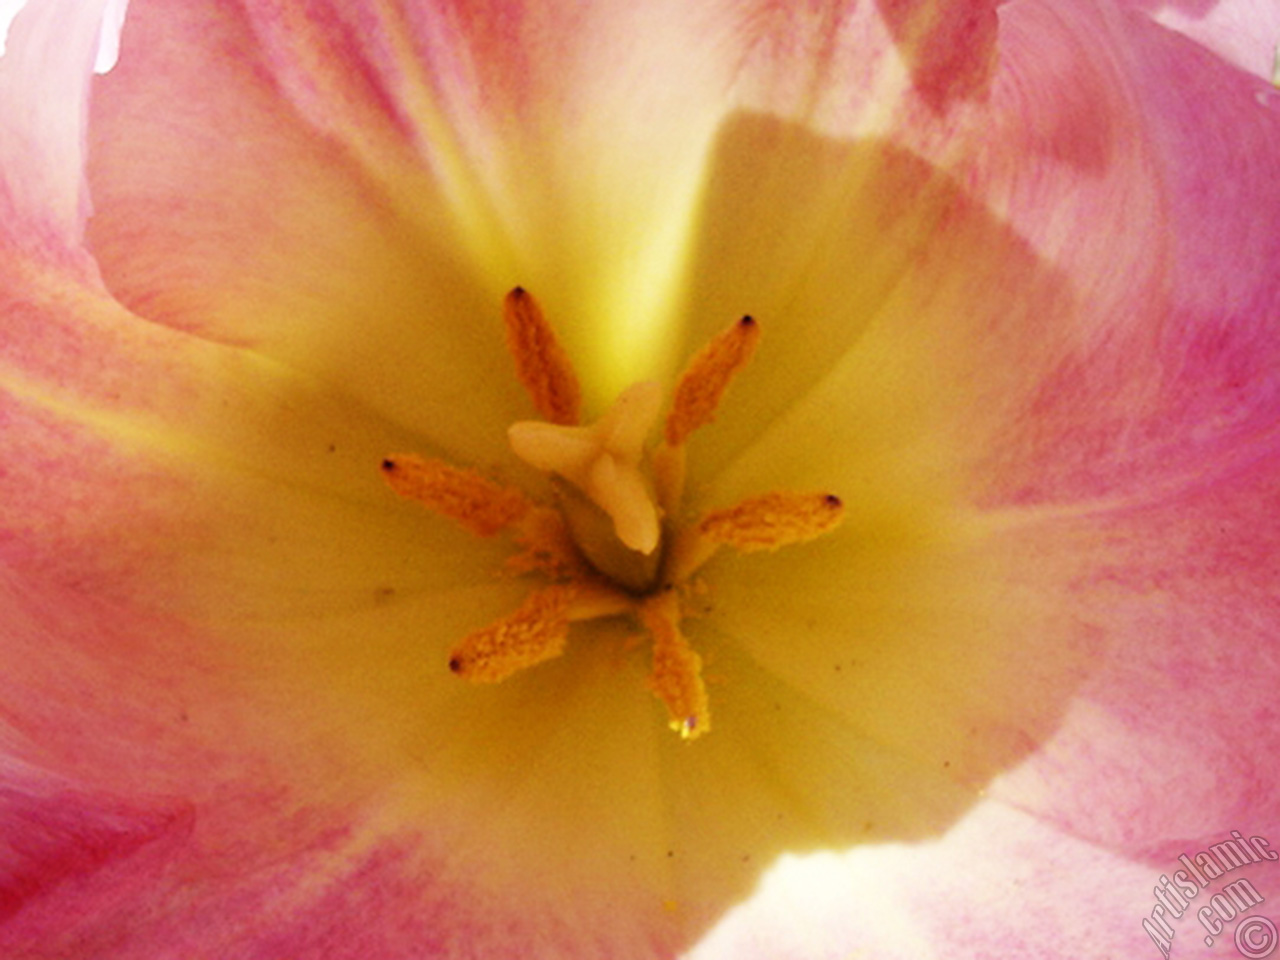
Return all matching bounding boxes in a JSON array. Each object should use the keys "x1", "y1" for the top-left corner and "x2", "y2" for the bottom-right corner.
[{"x1": 2, "y1": 0, "x2": 1278, "y2": 957}]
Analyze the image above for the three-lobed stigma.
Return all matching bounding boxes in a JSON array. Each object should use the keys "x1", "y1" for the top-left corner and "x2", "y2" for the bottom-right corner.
[{"x1": 382, "y1": 288, "x2": 843, "y2": 740}]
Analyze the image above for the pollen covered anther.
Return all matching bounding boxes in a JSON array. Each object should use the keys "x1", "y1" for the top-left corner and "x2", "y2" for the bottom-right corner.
[
  {"x1": 449, "y1": 585, "x2": 576, "y2": 683},
  {"x1": 449, "y1": 582, "x2": 631, "y2": 683},
  {"x1": 664, "y1": 315, "x2": 760, "y2": 447},
  {"x1": 381, "y1": 455, "x2": 530, "y2": 536},
  {"x1": 503, "y1": 286, "x2": 582, "y2": 426},
  {"x1": 641, "y1": 591, "x2": 710, "y2": 740},
  {"x1": 700, "y1": 491, "x2": 844, "y2": 550},
  {"x1": 668, "y1": 491, "x2": 845, "y2": 581}
]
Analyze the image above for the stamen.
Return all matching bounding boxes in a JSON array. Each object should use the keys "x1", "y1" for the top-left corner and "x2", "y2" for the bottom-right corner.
[
  {"x1": 503, "y1": 287, "x2": 582, "y2": 426},
  {"x1": 381, "y1": 455, "x2": 530, "y2": 536},
  {"x1": 667, "y1": 492, "x2": 844, "y2": 581},
  {"x1": 640, "y1": 591, "x2": 709, "y2": 740},
  {"x1": 664, "y1": 315, "x2": 759, "y2": 447},
  {"x1": 448, "y1": 584, "x2": 576, "y2": 683},
  {"x1": 700, "y1": 491, "x2": 844, "y2": 550},
  {"x1": 449, "y1": 582, "x2": 631, "y2": 683}
]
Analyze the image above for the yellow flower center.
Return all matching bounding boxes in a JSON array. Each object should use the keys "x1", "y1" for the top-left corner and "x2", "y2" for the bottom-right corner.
[{"x1": 380, "y1": 289, "x2": 843, "y2": 739}]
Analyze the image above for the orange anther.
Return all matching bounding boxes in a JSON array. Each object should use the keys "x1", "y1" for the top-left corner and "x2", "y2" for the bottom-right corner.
[
  {"x1": 664, "y1": 316, "x2": 760, "y2": 447},
  {"x1": 503, "y1": 287, "x2": 582, "y2": 426},
  {"x1": 381, "y1": 455, "x2": 530, "y2": 536}
]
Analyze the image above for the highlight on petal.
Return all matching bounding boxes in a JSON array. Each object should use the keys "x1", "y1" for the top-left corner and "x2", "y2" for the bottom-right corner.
[
  {"x1": 684, "y1": 801, "x2": 1169, "y2": 959},
  {"x1": 0, "y1": 1, "x2": 25, "y2": 57},
  {"x1": 1140, "y1": 0, "x2": 1280, "y2": 83},
  {"x1": 0, "y1": 0, "x2": 125, "y2": 257}
]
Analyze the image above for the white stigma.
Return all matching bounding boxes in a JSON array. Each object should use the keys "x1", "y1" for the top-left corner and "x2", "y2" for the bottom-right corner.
[{"x1": 508, "y1": 381, "x2": 663, "y2": 554}]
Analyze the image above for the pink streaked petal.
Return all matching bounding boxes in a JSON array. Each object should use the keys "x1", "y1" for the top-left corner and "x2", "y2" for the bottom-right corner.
[
  {"x1": 88, "y1": 0, "x2": 746, "y2": 403},
  {"x1": 726, "y1": 0, "x2": 1003, "y2": 139},
  {"x1": 84, "y1": 0, "x2": 540, "y2": 454},
  {"x1": 989, "y1": 442, "x2": 1280, "y2": 852},
  {"x1": 875, "y1": 0, "x2": 1002, "y2": 109},
  {"x1": 0, "y1": 0, "x2": 117, "y2": 264},
  {"x1": 90, "y1": 0, "x2": 1004, "y2": 403},
  {"x1": 901, "y1": 2, "x2": 1280, "y2": 856},
  {"x1": 0, "y1": 759, "x2": 680, "y2": 959},
  {"x1": 0, "y1": 763, "x2": 195, "y2": 927},
  {"x1": 941, "y1": 0, "x2": 1280, "y2": 509}
]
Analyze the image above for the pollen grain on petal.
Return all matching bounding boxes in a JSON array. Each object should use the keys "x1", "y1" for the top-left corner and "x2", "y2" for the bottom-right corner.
[
  {"x1": 448, "y1": 584, "x2": 577, "y2": 683},
  {"x1": 664, "y1": 315, "x2": 760, "y2": 447},
  {"x1": 503, "y1": 286, "x2": 582, "y2": 426},
  {"x1": 381, "y1": 454, "x2": 530, "y2": 537},
  {"x1": 640, "y1": 592, "x2": 709, "y2": 740},
  {"x1": 698, "y1": 491, "x2": 844, "y2": 552}
]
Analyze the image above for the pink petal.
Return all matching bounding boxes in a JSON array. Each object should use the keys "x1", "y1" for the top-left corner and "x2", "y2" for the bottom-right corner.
[
  {"x1": 875, "y1": 0, "x2": 1002, "y2": 109},
  {"x1": 953, "y1": 0, "x2": 1280, "y2": 510},
  {"x1": 989, "y1": 443, "x2": 1280, "y2": 850},
  {"x1": 0, "y1": 0, "x2": 116, "y2": 262},
  {"x1": 86, "y1": 0, "x2": 747, "y2": 403},
  {"x1": 945, "y1": 11, "x2": 1280, "y2": 860},
  {"x1": 1132, "y1": 0, "x2": 1280, "y2": 81}
]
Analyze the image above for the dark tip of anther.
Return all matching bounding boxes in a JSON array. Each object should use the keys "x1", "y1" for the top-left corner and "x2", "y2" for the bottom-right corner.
[
  {"x1": 739, "y1": 315, "x2": 756, "y2": 327},
  {"x1": 824, "y1": 494, "x2": 843, "y2": 508},
  {"x1": 381, "y1": 459, "x2": 396, "y2": 471},
  {"x1": 510, "y1": 285, "x2": 527, "y2": 297},
  {"x1": 448, "y1": 657, "x2": 462, "y2": 673}
]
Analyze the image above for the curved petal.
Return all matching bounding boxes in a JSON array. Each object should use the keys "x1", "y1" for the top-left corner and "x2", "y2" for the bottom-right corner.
[
  {"x1": 88, "y1": 1, "x2": 1014, "y2": 411},
  {"x1": 0, "y1": 0, "x2": 115, "y2": 261},
  {"x1": 84, "y1": 0, "x2": 529, "y2": 463},
  {"x1": 674, "y1": 111, "x2": 1094, "y2": 836}
]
